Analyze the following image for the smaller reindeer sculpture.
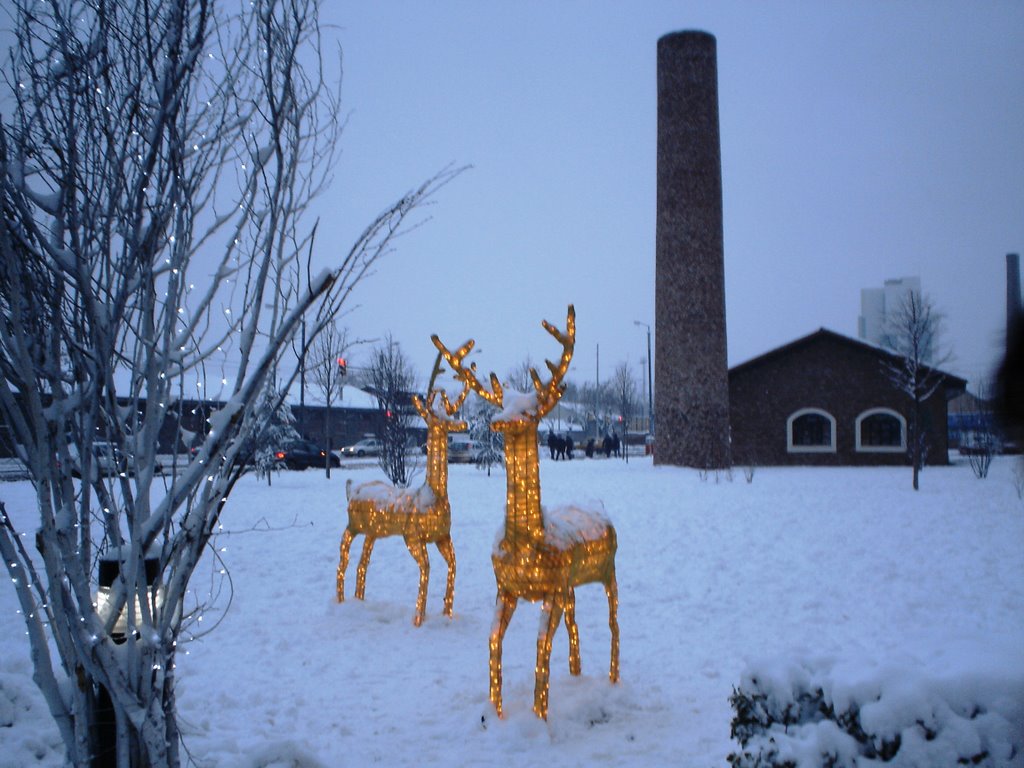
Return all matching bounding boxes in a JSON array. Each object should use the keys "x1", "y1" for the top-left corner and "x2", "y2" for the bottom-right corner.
[
  {"x1": 433, "y1": 305, "x2": 619, "y2": 719},
  {"x1": 336, "y1": 350, "x2": 470, "y2": 626}
]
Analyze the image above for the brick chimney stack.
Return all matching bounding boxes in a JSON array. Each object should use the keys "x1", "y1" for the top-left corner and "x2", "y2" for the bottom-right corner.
[{"x1": 654, "y1": 30, "x2": 731, "y2": 469}]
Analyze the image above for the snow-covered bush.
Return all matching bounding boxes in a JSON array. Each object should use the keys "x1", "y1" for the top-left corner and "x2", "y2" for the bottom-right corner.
[
  {"x1": 728, "y1": 652, "x2": 1024, "y2": 767},
  {"x1": 467, "y1": 399, "x2": 503, "y2": 475},
  {"x1": 251, "y1": 384, "x2": 301, "y2": 483}
]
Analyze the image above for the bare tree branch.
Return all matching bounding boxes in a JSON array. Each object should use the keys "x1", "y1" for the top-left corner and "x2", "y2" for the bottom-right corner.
[
  {"x1": 0, "y1": 2, "x2": 463, "y2": 764},
  {"x1": 879, "y1": 291, "x2": 953, "y2": 490},
  {"x1": 366, "y1": 334, "x2": 418, "y2": 487}
]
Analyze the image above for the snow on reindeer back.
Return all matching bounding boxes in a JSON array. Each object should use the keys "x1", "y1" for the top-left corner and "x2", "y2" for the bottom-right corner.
[
  {"x1": 350, "y1": 481, "x2": 437, "y2": 514},
  {"x1": 542, "y1": 501, "x2": 612, "y2": 548}
]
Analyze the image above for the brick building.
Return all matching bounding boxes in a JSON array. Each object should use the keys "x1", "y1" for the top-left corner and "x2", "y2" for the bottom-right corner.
[{"x1": 728, "y1": 329, "x2": 967, "y2": 466}]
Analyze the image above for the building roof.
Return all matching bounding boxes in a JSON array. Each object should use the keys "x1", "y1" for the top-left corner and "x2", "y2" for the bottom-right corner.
[
  {"x1": 729, "y1": 327, "x2": 968, "y2": 394},
  {"x1": 334, "y1": 385, "x2": 381, "y2": 410}
]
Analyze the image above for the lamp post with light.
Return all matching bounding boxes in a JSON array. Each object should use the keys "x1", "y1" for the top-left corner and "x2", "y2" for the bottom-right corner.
[{"x1": 633, "y1": 320, "x2": 653, "y2": 438}]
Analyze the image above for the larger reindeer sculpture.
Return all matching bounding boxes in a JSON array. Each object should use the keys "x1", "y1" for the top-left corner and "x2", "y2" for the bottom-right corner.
[
  {"x1": 433, "y1": 305, "x2": 619, "y2": 719},
  {"x1": 336, "y1": 349, "x2": 471, "y2": 626}
]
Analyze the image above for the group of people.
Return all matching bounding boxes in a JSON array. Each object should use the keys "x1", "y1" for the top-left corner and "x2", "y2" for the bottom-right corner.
[
  {"x1": 546, "y1": 431, "x2": 574, "y2": 460},
  {"x1": 546, "y1": 430, "x2": 621, "y2": 460}
]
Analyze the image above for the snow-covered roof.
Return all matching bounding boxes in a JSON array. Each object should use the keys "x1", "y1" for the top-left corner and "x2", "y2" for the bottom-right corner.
[{"x1": 336, "y1": 385, "x2": 380, "y2": 410}]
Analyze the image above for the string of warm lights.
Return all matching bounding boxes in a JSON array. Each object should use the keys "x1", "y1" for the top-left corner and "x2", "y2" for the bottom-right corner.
[
  {"x1": 434, "y1": 304, "x2": 620, "y2": 720},
  {"x1": 336, "y1": 356, "x2": 470, "y2": 626}
]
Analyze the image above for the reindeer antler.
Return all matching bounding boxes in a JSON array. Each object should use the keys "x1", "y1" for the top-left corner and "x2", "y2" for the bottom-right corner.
[
  {"x1": 431, "y1": 335, "x2": 505, "y2": 409},
  {"x1": 426, "y1": 350, "x2": 446, "y2": 396},
  {"x1": 440, "y1": 376, "x2": 471, "y2": 416},
  {"x1": 529, "y1": 305, "x2": 575, "y2": 419},
  {"x1": 432, "y1": 305, "x2": 575, "y2": 420},
  {"x1": 414, "y1": 350, "x2": 473, "y2": 421}
]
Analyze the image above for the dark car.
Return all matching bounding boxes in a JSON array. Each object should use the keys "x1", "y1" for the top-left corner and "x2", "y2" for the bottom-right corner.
[{"x1": 275, "y1": 439, "x2": 340, "y2": 470}]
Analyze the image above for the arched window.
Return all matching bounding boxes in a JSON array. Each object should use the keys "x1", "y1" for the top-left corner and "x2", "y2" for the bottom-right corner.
[
  {"x1": 856, "y1": 408, "x2": 906, "y2": 453},
  {"x1": 787, "y1": 408, "x2": 837, "y2": 453}
]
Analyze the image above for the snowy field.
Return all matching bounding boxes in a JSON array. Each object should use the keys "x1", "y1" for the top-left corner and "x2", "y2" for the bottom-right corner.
[{"x1": 1, "y1": 454, "x2": 1023, "y2": 767}]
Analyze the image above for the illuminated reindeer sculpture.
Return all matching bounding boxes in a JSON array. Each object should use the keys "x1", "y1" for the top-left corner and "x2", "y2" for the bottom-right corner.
[
  {"x1": 433, "y1": 305, "x2": 619, "y2": 719},
  {"x1": 336, "y1": 350, "x2": 471, "y2": 626}
]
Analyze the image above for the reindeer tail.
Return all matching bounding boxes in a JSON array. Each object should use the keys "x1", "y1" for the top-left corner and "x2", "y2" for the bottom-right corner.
[{"x1": 345, "y1": 478, "x2": 353, "y2": 502}]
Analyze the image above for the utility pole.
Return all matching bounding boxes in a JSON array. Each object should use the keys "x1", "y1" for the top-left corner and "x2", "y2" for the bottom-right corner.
[
  {"x1": 634, "y1": 320, "x2": 653, "y2": 436},
  {"x1": 299, "y1": 318, "x2": 306, "y2": 436},
  {"x1": 595, "y1": 343, "x2": 600, "y2": 440}
]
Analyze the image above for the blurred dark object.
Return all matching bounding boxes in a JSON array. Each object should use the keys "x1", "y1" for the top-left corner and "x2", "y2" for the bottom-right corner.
[{"x1": 997, "y1": 315, "x2": 1024, "y2": 440}]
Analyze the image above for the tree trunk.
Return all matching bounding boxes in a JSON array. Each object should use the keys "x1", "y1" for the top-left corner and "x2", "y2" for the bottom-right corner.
[
  {"x1": 910, "y1": 400, "x2": 922, "y2": 491},
  {"x1": 0, "y1": 1, "x2": 463, "y2": 764},
  {"x1": 84, "y1": 648, "x2": 179, "y2": 768},
  {"x1": 325, "y1": 402, "x2": 333, "y2": 479}
]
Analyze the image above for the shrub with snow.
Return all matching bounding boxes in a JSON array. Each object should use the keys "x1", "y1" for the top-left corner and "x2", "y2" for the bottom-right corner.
[{"x1": 728, "y1": 652, "x2": 1024, "y2": 767}]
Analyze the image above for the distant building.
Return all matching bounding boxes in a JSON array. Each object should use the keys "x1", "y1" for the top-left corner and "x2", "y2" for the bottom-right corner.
[
  {"x1": 729, "y1": 328, "x2": 966, "y2": 466},
  {"x1": 0, "y1": 386, "x2": 390, "y2": 459},
  {"x1": 858, "y1": 276, "x2": 921, "y2": 350}
]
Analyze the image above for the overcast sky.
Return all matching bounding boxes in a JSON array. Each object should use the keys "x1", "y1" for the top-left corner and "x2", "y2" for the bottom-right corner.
[{"x1": 306, "y1": 1, "x2": 1023, "y2": 395}]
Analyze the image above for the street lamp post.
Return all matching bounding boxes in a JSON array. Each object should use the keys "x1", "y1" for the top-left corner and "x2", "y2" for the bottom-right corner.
[{"x1": 634, "y1": 320, "x2": 653, "y2": 437}]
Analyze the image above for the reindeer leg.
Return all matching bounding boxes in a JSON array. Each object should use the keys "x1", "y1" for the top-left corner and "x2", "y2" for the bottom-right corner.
[
  {"x1": 606, "y1": 569, "x2": 620, "y2": 683},
  {"x1": 336, "y1": 528, "x2": 356, "y2": 602},
  {"x1": 489, "y1": 592, "x2": 517, "y2": 718},
  {"x1": 405, "y1": 537, "x2": 430, "y2": 627},
  {"x1": 534, "y1": 594, "x2": 564, "y2": 720},
  {"x1": 435, "y1": 535, "x2": 456, "y2": 618},
  {"x1": 354, "y1": 536, "x2": 375, "y2": 601},
  {"x1": 563, "y1": 587, "x2": 581, "y2": 676}
]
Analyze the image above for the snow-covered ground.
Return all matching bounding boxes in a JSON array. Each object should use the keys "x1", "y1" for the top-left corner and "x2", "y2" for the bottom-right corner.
[{"x1": 1, "y1": 455, "x2": 1022, "y2": 767}]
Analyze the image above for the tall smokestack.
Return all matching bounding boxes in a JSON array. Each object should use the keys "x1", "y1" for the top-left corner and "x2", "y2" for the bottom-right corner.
[
  {"x1": 654, "y1": 30, "x2": 731, "y2": 469},
  {"x1": 1008, "y1": 253, "x2": 1021, "y2": 332}
]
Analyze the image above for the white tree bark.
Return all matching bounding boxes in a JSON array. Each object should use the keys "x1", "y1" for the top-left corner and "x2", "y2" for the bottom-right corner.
[{"x1": 0, "y1": 2, "x2": 462, "y2": 765}]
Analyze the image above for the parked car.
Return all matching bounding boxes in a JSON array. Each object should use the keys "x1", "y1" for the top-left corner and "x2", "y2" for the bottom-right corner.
[
  {"x1": 339, "y1": 437, "x2": 382, "y2": 458},
  {"x1": 448, "y1": 436, "x2": 482, "y2": 464},
  {"x1": 275, "y1": 439, "x2": 340, "y2": 470}
]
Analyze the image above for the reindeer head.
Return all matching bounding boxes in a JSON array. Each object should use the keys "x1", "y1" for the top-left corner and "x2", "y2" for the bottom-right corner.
[
  {"x1": 432, "y1": 305, "x2": 575, "y2": 431},
  {"x1": 412, "y1": 350, "x2": 470, "y2": 434}
]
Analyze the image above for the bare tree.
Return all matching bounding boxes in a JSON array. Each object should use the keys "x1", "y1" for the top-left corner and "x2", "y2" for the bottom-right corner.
[
  {"x1": 880, "y1": 292, "x2": 952, "y2": 490},
  {"x1": 504, "y1": 356, "x2": 535, "y2": 392},
  {"x1": 961, "y1": 382, "x2": 997, "y2": 480},
  {"x1": 611, "y1": 361, "x2": 640, "y2": 460},
  {"x1": 308, "y1": 322, "x2": 350, "y2": 477},
  {"x1": 366, "y1": 334, "x2": 418, "y2": 486},
  {"x1": 0, "y1": 1, "x2": 461, "y2": 765},
  {"x1": 575, "y1": 379, "x2": 614, "y2": 438}
]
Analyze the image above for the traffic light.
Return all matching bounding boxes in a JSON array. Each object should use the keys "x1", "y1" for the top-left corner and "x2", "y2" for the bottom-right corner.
[{"x1": 337, "y1": 357, "x2": 347, "y2": 377}]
